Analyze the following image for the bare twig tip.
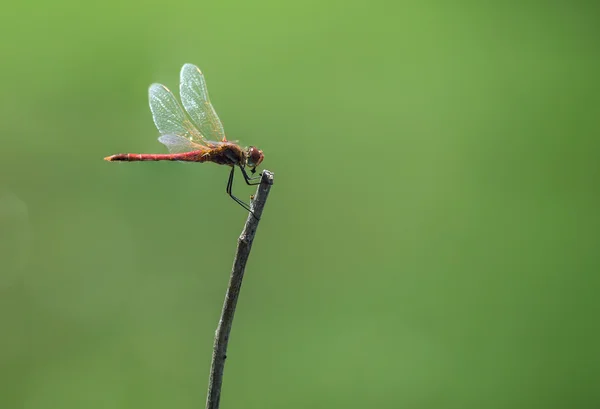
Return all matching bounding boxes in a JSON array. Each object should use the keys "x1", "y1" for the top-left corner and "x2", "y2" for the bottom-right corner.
[{"x1": 261, "y1": 170, "x2": 274, "y2": 184}]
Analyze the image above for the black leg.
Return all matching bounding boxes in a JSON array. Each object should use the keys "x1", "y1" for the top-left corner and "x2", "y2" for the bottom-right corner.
[
  {"x1": 226, "y1": 166, "x2": 259, "y2": 220},
  {"x1": 239, "y1": 166, "x2": 262, "y2": 185}
]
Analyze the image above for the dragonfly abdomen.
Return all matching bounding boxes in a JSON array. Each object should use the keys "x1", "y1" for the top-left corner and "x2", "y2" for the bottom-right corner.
[{"x1": 104, "y1": 151, "x2": 208, "y2": 162}]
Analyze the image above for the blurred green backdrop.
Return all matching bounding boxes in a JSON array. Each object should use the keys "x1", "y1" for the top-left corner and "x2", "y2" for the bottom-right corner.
[{"x1": 1, "y1": 1, "x2": 599, "y2": 408}]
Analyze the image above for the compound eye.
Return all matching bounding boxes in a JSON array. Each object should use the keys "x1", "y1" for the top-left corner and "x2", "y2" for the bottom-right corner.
[{"x1": 247, "y1": 146, "x2": 264, "y2": 168}]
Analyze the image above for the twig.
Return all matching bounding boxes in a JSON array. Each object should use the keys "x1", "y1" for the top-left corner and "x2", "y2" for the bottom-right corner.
[{"x1": 205, "y1": 169, "x2": 274, "y2": 409}]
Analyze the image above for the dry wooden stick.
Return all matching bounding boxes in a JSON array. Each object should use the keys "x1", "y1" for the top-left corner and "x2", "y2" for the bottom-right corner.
[{"x1": 205, "y1": 169, "x2": 274, "y2": 409}]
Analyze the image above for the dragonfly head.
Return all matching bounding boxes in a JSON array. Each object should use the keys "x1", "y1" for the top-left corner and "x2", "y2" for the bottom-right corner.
[{"x1": 246, "y1": 146, "x2": 264, "y2": 173}]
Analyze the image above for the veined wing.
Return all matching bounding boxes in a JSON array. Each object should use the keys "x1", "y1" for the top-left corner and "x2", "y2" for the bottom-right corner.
[
  {"x1": 180, "y1": 63, "x2": 226, "y2": 142},
  {"x1": 148, "y1": 83, "x2": 205, "y2": 145},
  {"x1": 158, "y1": 134, "x2": 207, "y2": 154}
]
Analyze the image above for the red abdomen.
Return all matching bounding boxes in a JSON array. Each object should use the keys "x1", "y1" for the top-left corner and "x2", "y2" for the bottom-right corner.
[{"x1": 104, "y1": 150, "x2": 206, "y2": 162}]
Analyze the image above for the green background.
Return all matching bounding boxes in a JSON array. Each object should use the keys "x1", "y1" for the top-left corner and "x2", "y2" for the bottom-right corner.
[{"x1": 1, "y1": 1, "x2": 599, "y2": 408}]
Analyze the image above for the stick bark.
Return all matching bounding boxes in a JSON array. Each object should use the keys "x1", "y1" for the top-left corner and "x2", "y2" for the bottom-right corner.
[{"x1": 205, "y1": 169, "x2": 274, "y2": 409}]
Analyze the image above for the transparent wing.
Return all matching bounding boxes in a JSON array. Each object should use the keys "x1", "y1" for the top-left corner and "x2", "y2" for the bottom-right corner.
[
  {"x1": 148, "y1": 83, "x2": 205, "y2": 143},
  {"x1": 158, "y1": 134, "x2": 207, "y2": 154},
  {"x1": 180, "y1": 63, "x2": 226, "y2": 142}
]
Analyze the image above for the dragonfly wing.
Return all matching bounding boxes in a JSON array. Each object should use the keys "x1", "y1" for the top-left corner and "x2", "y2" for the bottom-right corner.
[
  {"x1": 158, "y1": 134, "x2": 206, "y2": 154},
  {"x1": 149, "y1": 83, "x2": 204, "y2": 142},
  {"x1": 149, "y1": 83, "x2": 187, "y2": 135},
  {"x1": 180, "y1": 63, "x2": 227, "y2": 142}
]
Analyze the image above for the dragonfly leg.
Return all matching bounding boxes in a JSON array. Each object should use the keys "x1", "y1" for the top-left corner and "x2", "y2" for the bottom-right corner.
[
  {"x1": 227, "y1": 166, "x2": 259, "y2": 220},
  {"x1": 239, "y1": 166, "x2": 262, "y2": 185}
]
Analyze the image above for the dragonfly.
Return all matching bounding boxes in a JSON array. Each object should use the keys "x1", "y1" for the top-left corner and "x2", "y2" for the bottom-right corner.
[{"x1": 104, "y1": 63, "x2": 264, "y2": 218}]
